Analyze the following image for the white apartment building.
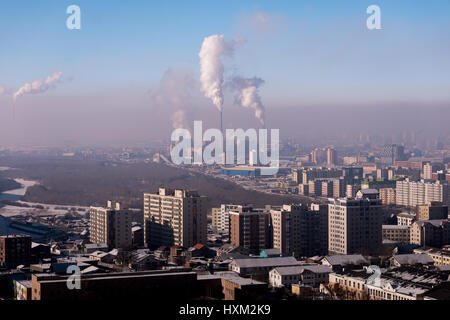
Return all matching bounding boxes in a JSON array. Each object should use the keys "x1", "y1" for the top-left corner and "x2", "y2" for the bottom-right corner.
[
  {"x1": 328, "y1": 190, "x2": 383, "y2": 255},
  {"x1": 397, "y1": 212, "x2": 416, "y2": 226},
  {"x1": 213, "y1": 204, "x2": 240, "y2": 235},
  {"x1": 396, "y1": 179, "x2": 449, "y2": 207},
  {"x1": 143, "y1": 188, "x2": 207, "y2": 248},
  {"x1": 89, "y1": 201, "x2": 132, "y2": 250}
]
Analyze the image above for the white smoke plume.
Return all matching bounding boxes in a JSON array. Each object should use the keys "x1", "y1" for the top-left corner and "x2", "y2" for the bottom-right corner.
[
  {"x1": 13, "y1": 71, "x2": 63, "y2": 101},
  {"x1": 198, "y1": 35, "x2": 234, "y2": 112},
  {"x1": 171, "y1": 109, "x2": 189, "y2": 130},
  {"x1": 0, "y1": 85, "x2": 12, "y2": 96},
  {"x1": 149, "y1": 68, "x2": 195, "y2": 132},
  {"x1": 231, "y1": 77, "x2": 266, "y2": 126}
]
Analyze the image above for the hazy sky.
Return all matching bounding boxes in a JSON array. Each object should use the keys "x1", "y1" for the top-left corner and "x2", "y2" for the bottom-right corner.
[{"x1": 0, "y1": 0, "x2": 449, "y2": 147}]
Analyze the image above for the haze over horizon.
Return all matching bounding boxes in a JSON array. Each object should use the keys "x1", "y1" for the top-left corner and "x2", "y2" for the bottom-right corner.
[{"x1": 1, "y1": 0, "x2": 449, "y2": 147}]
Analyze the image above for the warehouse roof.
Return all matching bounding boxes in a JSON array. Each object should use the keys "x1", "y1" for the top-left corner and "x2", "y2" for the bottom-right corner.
[{"x1": 232, "y1": 257, "x2": 301, "y2": 269}]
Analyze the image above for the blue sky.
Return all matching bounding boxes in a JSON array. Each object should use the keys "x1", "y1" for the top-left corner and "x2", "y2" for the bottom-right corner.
[{"x1": 1, "y1": 0, "x2": 450, "y2": 105}]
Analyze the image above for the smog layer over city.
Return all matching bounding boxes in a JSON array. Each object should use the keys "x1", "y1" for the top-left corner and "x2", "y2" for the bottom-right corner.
[{"x1": 0, "y1": 0, "x2": 449, "y2": 315}]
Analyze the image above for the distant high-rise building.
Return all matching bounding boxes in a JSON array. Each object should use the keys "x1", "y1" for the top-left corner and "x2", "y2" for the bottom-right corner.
[
  {"x1": 326, "y1": 148, "x2": 337, "y2": 166},
  {"x1": 0, "y1": 235, "x2": 32, "y2": 268},
  {"x1": 229, "y1": 206, "x2": 270, "y2": 254},
  {"x1": 311, "y1": 148, "x2": 327, "y2": 165},
  {"x1": 89, "y1": 201, "x2": 132, "y2": 250},
  {"x1": 382, "y1": 144, "x2": 406, "y2": 164},
  {"x1": 292, "y1": 169, "x2": 300, "y2": 184},
  {"x1": 143, "y1": 188, "x2": 207, "y2": 248},
  {"x1": 423, "y1": 163, "x2": 433, "y2": 180},
  {"x1": 396, "y1": 179, "x2": 450, "y2": 207},
  {"x1": 321, "y1": 181, "x2": 334, "y2": 198},
  {"x1": 379, "y1": 188, "x2": 396, "y2": 205},
  {"x1": 417, "y1": 202, "x2": 448, "y2": 221},
  {"x1": 328, "y1": 189, "x2": 383, "y2": 255},
  {"x1": 377, "y1": 169, "x2": 389, "y2": 180},
  {"x1": 270, "y1": 204, "x2": 328, "y2": 258},
  {"x1": 249, "y1": 149, "x2": 257, "y2": 166},
  {"x1": 212, "y1": 204, "x2": 241, "y2": 236},
  {"x1": 211, "y1": 208, "x2": 220, "y2": 231},
  {"x1": 311, "y1": 149, "x2": 317, "y2": 164},
  {"x1": 332, "y1": 179, "x2": 346, "y2": 198}
]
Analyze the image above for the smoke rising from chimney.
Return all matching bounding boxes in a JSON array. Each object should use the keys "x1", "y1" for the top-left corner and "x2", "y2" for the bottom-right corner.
[
  {"x1": 171, "y1": 109, "x2": 189, "y2": 130},
  {"x1": 198, "y1": 35, "x2": 234, "y2": 112},
  {"x1": 231, "y1": 77, "x2": 266, "y2": 126},
  {"x1": 13, "y1": 71, "x2": 63, "y2": 101}
]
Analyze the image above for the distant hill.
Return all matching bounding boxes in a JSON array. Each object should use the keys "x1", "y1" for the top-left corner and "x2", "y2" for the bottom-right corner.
[
  {"x1": 0, "y1": 178, "x2": 21, "y2": 193},
  {"x1": 3, "y1": 158, "x2": 308, "y2": 210}
]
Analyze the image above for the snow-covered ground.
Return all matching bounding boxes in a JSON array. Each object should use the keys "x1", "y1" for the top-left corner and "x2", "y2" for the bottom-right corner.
[
  {"x1": 2, "y1": 178, "x2": 37, "y2": 196},
  {"x1": 0, "y1": 203, "x2": 88, "y2": 217},
  {"x1": 0, "y1": 177, "x2": 88, "y2": 217}
]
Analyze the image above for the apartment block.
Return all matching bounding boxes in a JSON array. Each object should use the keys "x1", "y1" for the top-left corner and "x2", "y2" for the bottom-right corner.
[
  {"x1": 379, "y1": 188, "x2": 396, "y2": 206},
  {"x1": 397, "y1": 212, "x2": 416, "y2": 226},
  {"x1": 143, "y1": 188, "x2": 207, "y2": 248},
  {"x1": 328, "y1": 189, "x2": 383, "y2": 255},
  {"x1": 229, "y1": 206, "x2": 270, "y2": 254},
  {"x1": 213, "y1": 204, "x2": 241, "y2": 236},
  {"x1": 410, "y1": 219, "x2": 450, "y2": 248},
  {"x1": 0, "y1": 234, "x2": 32, "y2": 268},
  {"x1": 396, "y1": 179, "x2": 450, "y2": 207},
  {"x1": 89, "y1": 201, "x2": 132, "y2": 250},
  {"x1": 270, "y1": 204, "x2": 328, "y2": 258},
  {"x1": 417, "y1": 202, "x2": 448, "y2": 220},
  {"x1": 382, "y1": 225, "x2": 410, "y2": 244}
]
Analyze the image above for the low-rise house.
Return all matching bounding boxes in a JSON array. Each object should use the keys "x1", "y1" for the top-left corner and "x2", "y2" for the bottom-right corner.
[
  {"x1": 414, "y1": 246, "x2": 450, "y2": 266},
  {"x1": 129, "y1": 251, "x2": 162, "y2": 271},
  {"x1": 269, "y1": 265, "x2": 332, "y2": 288},
  {"x1": 83, "y1": 243, "x2": 109, "y2": 254},
  {"x1": 30, "y1": 242, "x2": 51, "y2": 263},
  {"x1": 221, "y1": 276, "x2": 267, "y2": 300},
  {"x1": 229, "y1": 257, "x2": 301, "y2": 281},
  {"x1": 187, "y1": 244, "x2": 216, "y2": 260},
  {"x1": 390, "y1": 254, "x2": 434, "y2": 267},
  {"x1": 260, "y1": 248, "x2": 281, "y2": 258},
  {"x1": 89, "y1": 251, "x2": 115, "y2": 263},
  {"x1": 321, "y1": 255, "x2": 369, "y2": 272}
]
